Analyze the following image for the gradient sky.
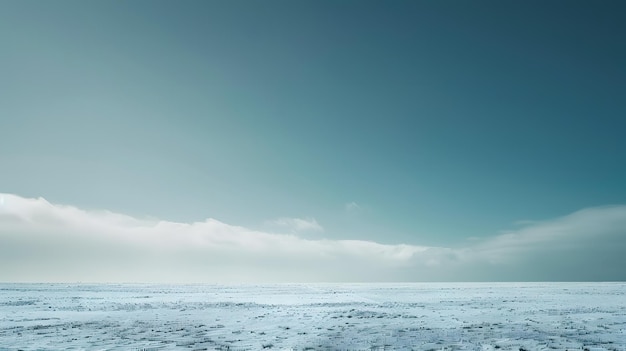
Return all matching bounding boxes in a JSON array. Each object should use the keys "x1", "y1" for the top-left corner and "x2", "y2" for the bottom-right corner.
[{"x1": 1, "y1": 1, "x2": 625, "y2": 282}]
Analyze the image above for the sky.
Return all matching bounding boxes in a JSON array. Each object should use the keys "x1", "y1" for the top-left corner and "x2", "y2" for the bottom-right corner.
[{"x1": 0, "y1": 0, "x2": 625, "y2": 282}]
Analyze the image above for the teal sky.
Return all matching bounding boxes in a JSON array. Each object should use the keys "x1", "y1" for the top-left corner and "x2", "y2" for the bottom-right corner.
[{"x1": 1, "y1": 0, "x2": 625, "y2": 269}]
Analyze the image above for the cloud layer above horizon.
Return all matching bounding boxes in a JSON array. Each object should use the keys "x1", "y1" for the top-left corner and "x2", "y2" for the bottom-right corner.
[{"x1": 0, "y1": 193, "x2": 624, "y2": 283}]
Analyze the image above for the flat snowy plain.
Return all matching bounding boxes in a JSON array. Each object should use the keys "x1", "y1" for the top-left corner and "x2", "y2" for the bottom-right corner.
[{"x1": 0, "y1": 283, "x2": 624, "y2": 351}]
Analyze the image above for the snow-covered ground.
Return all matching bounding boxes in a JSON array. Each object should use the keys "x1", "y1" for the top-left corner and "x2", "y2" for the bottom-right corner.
[{"x1": 0, "y1": 283, "x2": 624, "y2": 350}]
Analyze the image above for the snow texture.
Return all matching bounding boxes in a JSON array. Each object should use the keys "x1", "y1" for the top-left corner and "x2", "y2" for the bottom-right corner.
[{"x1": 0, "y1": 283, "x2": 625, "y2": 350}]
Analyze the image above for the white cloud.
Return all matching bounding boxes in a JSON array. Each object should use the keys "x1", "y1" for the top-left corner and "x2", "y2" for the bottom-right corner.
[
  {"x1": 0, "y1": 193, "x2": 625, "y2": 283},
  {"x1": 0, "y1": 194, "x2": 432, "y2": 283},
  {"x1": 472, "y1": 206, "x2": 626, "y2": 263},
  {"x1": 266, "y1": 217, "x2": 324, "y2": 232},
  {"x1": 345, "y1": 202, "x2": 360, "y2": 212}
]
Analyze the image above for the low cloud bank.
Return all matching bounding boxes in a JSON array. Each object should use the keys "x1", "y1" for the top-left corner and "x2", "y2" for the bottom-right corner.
[
  {"x1": 266, "y1": 217, "x2": 324, "y2": 233},
  {"x1": 1, "y1": 194, "x2": 624, "y2": 282}
]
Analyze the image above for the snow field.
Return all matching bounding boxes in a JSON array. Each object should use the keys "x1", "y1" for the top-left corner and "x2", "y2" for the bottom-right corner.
[{"x1": 0, "y1": 283, "x2": 624, "y2": 350}]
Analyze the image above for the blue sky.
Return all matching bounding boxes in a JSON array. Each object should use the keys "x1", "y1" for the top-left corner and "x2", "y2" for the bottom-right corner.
[{"x1": 1, "y1": 1, "x2": 625, "y2": 282}]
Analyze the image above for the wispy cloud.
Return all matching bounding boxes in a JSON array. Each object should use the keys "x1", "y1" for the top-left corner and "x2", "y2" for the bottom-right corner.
[
  {"x1": 345, "y1": 202, "x2": 360, "y2": 212},
  {"x1": 1, "y1": 194, "x2": 625, "y2": 282},
  {"x1": 266, "y1": 217, "x2": 324, "y2": 233}
]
